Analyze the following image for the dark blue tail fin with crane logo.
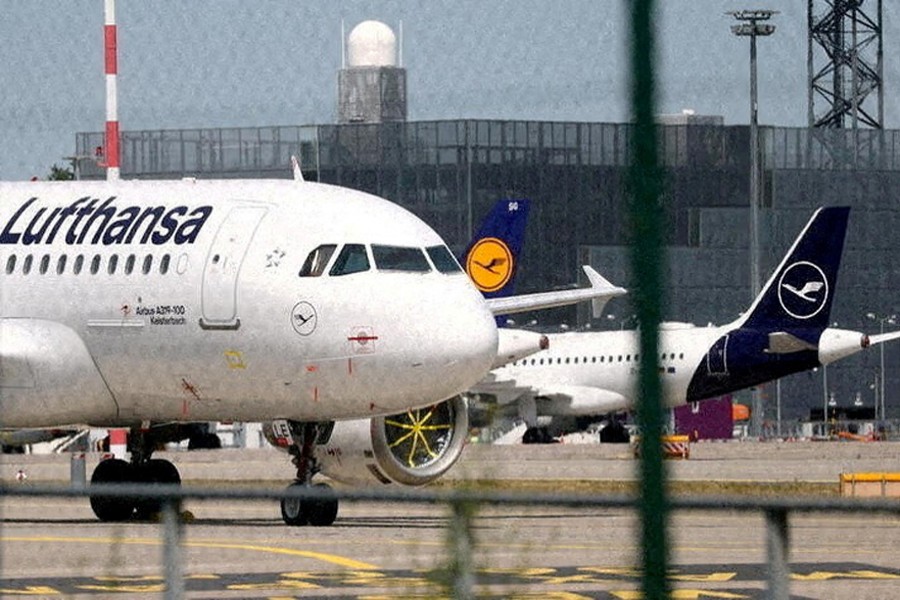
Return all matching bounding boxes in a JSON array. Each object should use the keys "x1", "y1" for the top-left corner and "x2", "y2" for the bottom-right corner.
[
  {"x1": 737, "y1": 206, "x2": 850, "y2": 333},
  {"x1": 687, "y1": 206, "x2": 853, "y2": 403}
]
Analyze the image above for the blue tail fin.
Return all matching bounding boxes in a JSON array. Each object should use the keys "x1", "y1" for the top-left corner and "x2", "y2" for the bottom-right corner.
[
  {"x1": 739, "y1": 206, "x2": 850, "y2": 332},
  {"x1": 461, "y1": 199, "x2": 530, "y2": 300}
]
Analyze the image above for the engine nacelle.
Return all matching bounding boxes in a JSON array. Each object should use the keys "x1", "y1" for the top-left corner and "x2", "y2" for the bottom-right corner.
[
  {"x1": 263, "y1": 395, "x2": 469, "y2": 487},
  {"x1": 818, "y1": 327, "x2": 869, "y2": 366}
]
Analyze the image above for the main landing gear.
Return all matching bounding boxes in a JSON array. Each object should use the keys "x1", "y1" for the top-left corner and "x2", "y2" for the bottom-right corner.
[
  {"x1": 88, "y1": 422, "x2": 338, "y2": 525},
  {"x1": 89, "y1": 428, "x2": 181, "y2": 522},
  {"x1": 280, "y1": 421, "x2": 338, "y2": 526}
]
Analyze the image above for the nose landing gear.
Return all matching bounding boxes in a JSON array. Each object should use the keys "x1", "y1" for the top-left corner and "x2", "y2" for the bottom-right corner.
[{"x1": 280, "y1": 421, "x2": 338, "y2": 526}]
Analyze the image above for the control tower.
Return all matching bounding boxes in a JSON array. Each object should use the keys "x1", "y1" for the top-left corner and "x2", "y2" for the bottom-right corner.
[{"x1": 338, "y1": 20, "x2": 407, "y2": 124}]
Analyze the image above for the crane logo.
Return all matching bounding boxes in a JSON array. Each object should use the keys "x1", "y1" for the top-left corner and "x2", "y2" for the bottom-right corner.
[
  {"x1": 777, "y1": 261, "x2": 828, "y2": 320},
  {"x1": 290, "y1": 301, "x2": 318, "y2": 336},
  {"x1": 465, "y1": 237, "x2": 514, "y2": 293}
]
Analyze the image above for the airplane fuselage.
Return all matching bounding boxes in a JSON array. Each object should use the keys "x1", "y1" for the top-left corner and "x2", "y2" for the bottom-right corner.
[
  {"x1": 0, "y1": 179, "x2": 498, "y2": 428},
  {"x1": 497, "y1": 322, "x2": 855, "y2": 415},
  {"x1": 498, "y1": 325, "x2": 719, "y2": 414}
]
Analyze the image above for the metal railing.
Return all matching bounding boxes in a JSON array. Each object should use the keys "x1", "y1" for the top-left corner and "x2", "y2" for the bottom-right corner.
[{"x1": 2, "y1": 482, "x2": 899, "y2": 600}]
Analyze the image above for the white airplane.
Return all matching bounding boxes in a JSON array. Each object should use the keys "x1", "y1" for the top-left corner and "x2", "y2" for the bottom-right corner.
[
  {"x1": 0, "y1": 178, "x2": 625, "y2": 524},
  {"x1": 476, "y1": 206, "x2": 900, "y2": 440},
  {"x1": 0, "y1": 0, "x2": 627, "y2": 526}
]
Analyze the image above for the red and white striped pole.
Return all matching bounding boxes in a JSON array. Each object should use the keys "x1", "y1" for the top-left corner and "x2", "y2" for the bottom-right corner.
[{"x1": 104, "y1": 0, "x2": 120, "y2": 181}]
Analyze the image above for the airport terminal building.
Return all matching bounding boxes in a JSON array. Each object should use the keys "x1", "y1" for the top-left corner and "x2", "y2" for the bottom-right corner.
[{"x1": 73, "y1": 119, "x2": 900, "y2": 427}]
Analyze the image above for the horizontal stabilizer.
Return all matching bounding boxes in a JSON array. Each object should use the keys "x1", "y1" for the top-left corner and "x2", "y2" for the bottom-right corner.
[
  {"x1": 766, "y1": 332, "x2": 817, "y2": 354},
  {"x1": 485, "y1": 265, "x2": 626, "y2": 316},
  {"x1": 869, "y1": 330, "x2": 900, "y2": 346}
]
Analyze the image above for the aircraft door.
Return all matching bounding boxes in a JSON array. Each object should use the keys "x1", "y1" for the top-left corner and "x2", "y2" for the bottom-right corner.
[
  {"x1": 200, "y1": 205, "x2": 267, "y2": 329},
  {"x1": 706, "y1": 334, "x2": 729, "y2": 375}
]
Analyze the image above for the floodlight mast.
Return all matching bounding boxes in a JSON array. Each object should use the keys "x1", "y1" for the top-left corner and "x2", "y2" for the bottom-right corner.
[
  {"x1": 728, "y1": 9, "x2": 777, "y2": 439},
  {"x1": 728, "y1": 9, "x2": 777, "y2": 299}
]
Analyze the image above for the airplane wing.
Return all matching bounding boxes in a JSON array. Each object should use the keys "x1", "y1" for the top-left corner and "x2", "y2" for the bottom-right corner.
[
  {"x1": 532, "y1": 385, "x2": 630, "y2": 415},
  {"x1": 485, "y1": 266, "x2": 626, "y2": 318},
  {"x1": 471, "y1": 376, "x2": 629, "y2": 416}
]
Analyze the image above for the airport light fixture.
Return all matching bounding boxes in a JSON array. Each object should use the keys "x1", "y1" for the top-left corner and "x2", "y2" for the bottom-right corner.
[
  {"x1": 728, "y1": 9, "x2": 777, "y2": 299},
  {"x1": 866, "y1": 312, "x2": 896, "y2": 421},
  {"x1": 729, "y1": 9, "x2": 777, "y2": 439}
]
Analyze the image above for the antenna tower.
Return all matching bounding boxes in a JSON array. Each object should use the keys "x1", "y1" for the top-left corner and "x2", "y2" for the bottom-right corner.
[{"x1": 808, "y1": 0, "x2": 883, "y2": 130}]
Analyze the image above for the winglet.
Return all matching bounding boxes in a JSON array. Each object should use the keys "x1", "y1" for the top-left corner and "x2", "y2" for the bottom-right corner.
[
  {"x1": 582, "y1": 266, "x2": 623, "y2": 318},
  {"x1": 291, "y1": 155, "x2": 305, "y2": 182},
  {"x1": 581, "y1": 265, "x2": 627, "y2": 319}
]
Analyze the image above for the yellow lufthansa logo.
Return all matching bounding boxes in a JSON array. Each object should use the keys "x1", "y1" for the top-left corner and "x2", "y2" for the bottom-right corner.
[{"x1": 466, "y1": 237, "x2": 514, "y2": 293}]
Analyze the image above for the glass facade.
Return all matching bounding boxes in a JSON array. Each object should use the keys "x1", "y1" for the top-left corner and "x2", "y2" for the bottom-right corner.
[{"x1": 75, "y1": 120, "x2": 900, "y2": 420}]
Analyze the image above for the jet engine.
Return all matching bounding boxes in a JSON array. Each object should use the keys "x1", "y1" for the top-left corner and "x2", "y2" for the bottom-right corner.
[{"x1": 263, "y1": 395, "x2": 469, "y2": 487}]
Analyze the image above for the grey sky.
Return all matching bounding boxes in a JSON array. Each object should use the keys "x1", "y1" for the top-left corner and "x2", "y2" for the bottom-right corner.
[{"x1": 1, "y1": 1, "x2": 896, "y2": 180}]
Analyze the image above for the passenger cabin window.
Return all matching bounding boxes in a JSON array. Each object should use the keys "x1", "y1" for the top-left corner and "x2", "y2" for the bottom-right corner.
[
  {"x1": 90, "y1": 254, "x2": 101, "y2": 275},
  {"x1": 299, "y1": 244, "x2": 337, "y2": 277},
  {"x1": 329, "y1": 244, "x2": 370, "y2": 276},
  {"x1": 73, "y1": 255, "x2": 84, "y2": 275},
  {"x1": 142, "y1": 254, "x2": 153, "y2": 275},
  {"x1": 124, "y1": 254, "x2": 135, "y2": 275},
  {"x1": 372, "y1": 245, "x2": 431, "y2": 272},
  {"x1": 23, "y1": 254, "x2": 33, "y2": 275},
  {"x1": 5, "y1": 255, "x2": 15, "y2": 274},
  {"x1": 426, "y1": 245, "x2": 463, "y2": 273},
  {"x1": 160, "y1": 254, "x2": 170, "y2": 275},
  {"x1": 108, "y1": 254, "x2": 118, "y2": 275},
  {"x1": 39, "y1": 254, "x2": 50, "y2": 275},
  {"x1": 56, "y1": 255, "x2": 67, "y2": 275}
]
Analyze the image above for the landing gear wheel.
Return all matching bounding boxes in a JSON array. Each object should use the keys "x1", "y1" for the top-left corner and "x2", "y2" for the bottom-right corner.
[
  {"x1": 281, "y1": 482, "x2": 309, "y2": 526},
  {"x1": 188, "y1": 432, "x2": 221, "y2": 450},
  {"x1": 523, "y1": 427, "x2": 553, "y2": 444},
  {"x1": 90, "y1": 458, "x2": 136, "y2": 522},
  {"x1": 134, "y1": 459, "x2": 181, "y2": 520},
  {"x1": 305, "y1": 482, "x2": 338, "y2": 527}
]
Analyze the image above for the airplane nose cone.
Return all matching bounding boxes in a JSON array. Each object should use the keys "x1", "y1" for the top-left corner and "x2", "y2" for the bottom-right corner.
[{"x1": 405, "y1": 277, "x2": 498, "y2": 400}]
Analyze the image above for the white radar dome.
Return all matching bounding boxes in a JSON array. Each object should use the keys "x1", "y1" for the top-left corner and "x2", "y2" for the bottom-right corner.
[{"x1": 347, "y1": 20, "x2": 397, "y2": 67}]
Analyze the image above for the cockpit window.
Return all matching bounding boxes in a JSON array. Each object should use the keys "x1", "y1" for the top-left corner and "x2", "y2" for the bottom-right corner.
[
  {"x1": 372, "y1": 245, "x2": 431, "y2": 272},
  {"x1": 299, "y1": 244, "x2": 337, "y2": 277},
  {"x1": 329, "y1": 244, "x2": 370, "y2": 276},
  {"x1": 426, "y1": 245, "x2": 463, "y2": 274}
]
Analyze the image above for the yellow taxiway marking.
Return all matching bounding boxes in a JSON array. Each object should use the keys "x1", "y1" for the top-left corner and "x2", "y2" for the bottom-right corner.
[
  {"x1": 611, "y1": 591, "x2": 749, "y2": 599},
  {"x1": 359, "y1": 594, "x2": 596, "y2": 600},
  {"x1": 0, "y1": 587, "x2": 61, "y2": 596},
  {"x1": 0, "y1": 536, "x2": 377, "y2": 570},
  {"x1": 792, "y1": 569, "x2": 900, "y2": 581}
]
